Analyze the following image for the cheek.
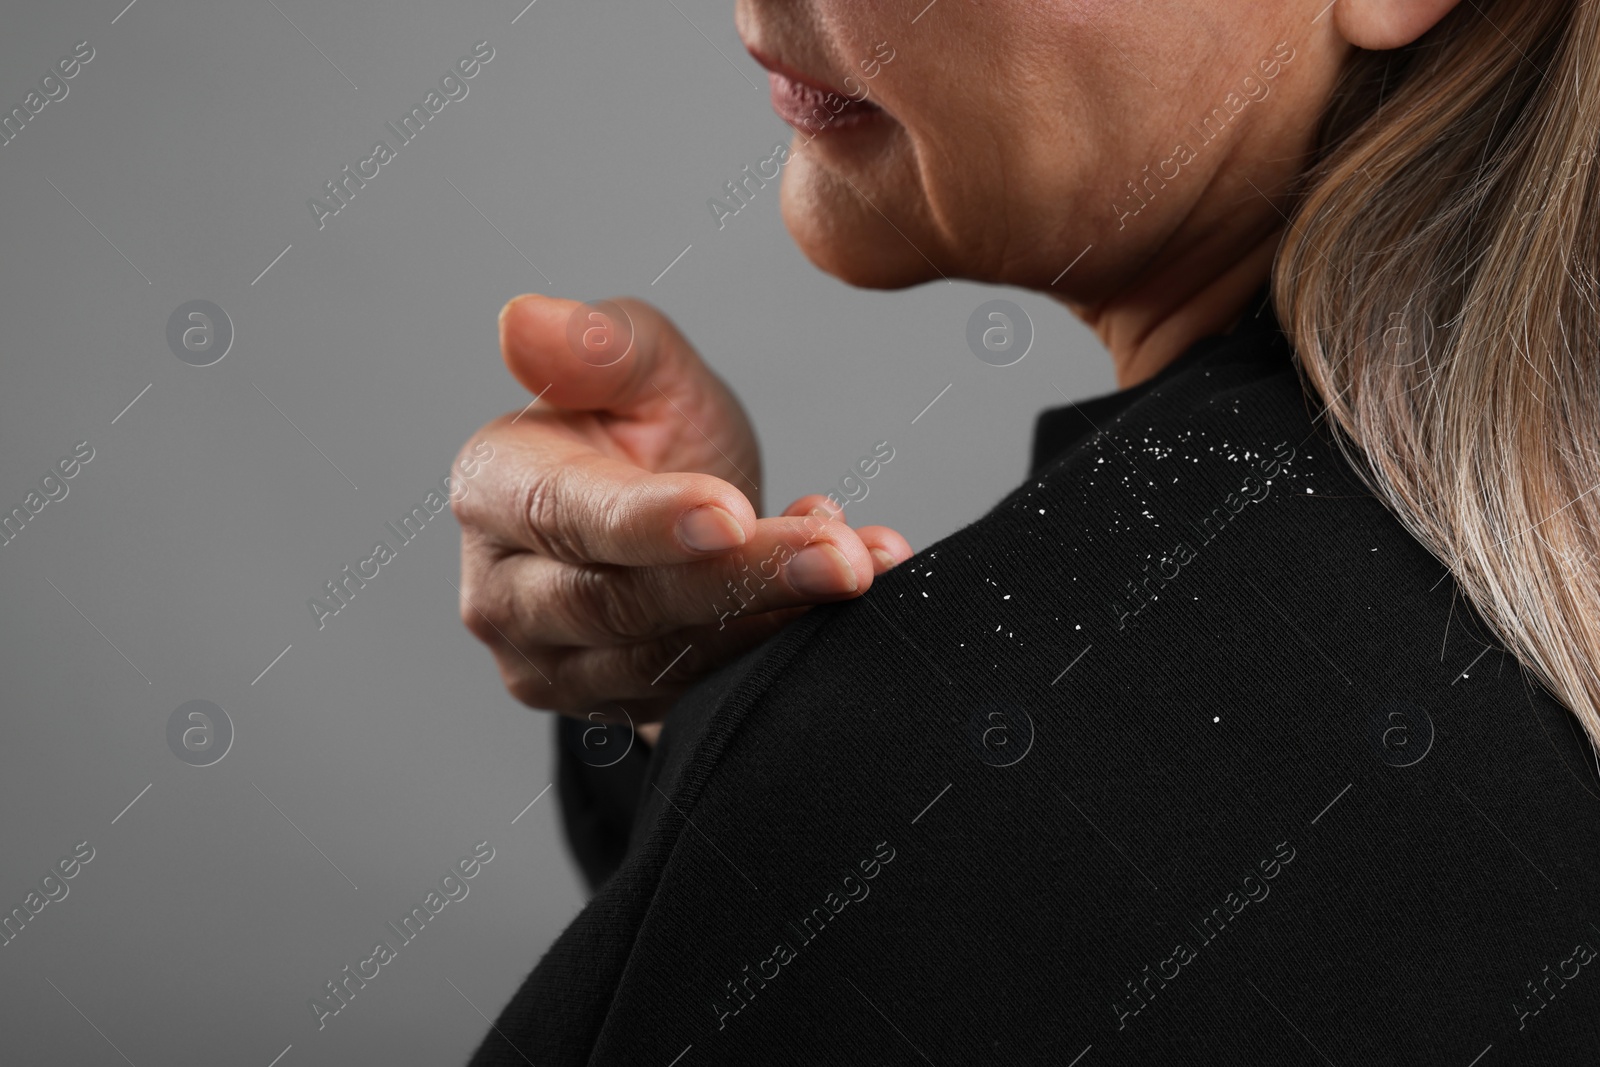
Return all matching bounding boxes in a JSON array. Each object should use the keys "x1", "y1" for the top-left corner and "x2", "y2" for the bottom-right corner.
[{"x1": 773, "y1": 0, "x2": 1239, "y2": 291}]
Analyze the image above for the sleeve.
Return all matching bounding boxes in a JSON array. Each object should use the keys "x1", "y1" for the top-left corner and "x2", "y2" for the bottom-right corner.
[{"x1": 553, "y1": 715, "x2": 654, "y2": 893}]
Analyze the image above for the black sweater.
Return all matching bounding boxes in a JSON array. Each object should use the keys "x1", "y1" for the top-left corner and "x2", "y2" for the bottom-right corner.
[{"x1": 472, "y1": 292, "x2": 1600, "y2": 1066}]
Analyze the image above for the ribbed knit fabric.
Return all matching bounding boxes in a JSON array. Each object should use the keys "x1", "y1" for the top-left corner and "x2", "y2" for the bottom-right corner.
[{"x1": 473, "y1": 291, "x2": 1600, "y2": 1066}]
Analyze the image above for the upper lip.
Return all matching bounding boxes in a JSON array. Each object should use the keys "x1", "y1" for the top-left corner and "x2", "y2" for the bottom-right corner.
[{"x1": 743, "y1": 44, "x2": 856, "y2": 100}]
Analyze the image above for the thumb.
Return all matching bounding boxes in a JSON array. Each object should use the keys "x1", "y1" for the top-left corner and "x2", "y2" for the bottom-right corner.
[{"x1": 498, "y1": 293, "x2": 708, "y2": 415}]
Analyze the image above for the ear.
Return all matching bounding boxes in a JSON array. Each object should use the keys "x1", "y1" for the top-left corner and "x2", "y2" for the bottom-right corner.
[{"x1": 1333, "y1": 0, "x2": 1464, "y2": 50}]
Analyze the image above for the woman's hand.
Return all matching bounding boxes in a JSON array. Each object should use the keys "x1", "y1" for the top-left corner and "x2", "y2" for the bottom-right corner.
[{"x1": 452, "y1": 294, "x2": 913, "y2": 724}]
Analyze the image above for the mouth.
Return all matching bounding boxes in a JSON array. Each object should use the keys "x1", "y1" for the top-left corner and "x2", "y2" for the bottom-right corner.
[{"x1": 744, "y1": 46, "x2": 885, "y2": 135}]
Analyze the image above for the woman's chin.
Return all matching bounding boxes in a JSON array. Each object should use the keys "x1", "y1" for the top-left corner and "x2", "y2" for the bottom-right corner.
[
  {"x1": 774, "y1": 127, "x2": 951, "y2": 289},
  {"x1": 780, "y1": 184, "x2": 945, "y2": 290}
]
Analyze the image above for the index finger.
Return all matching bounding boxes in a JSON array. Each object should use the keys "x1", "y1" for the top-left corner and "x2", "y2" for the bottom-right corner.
[{"x1": 452, "y1": 420, "x2": 758, "y2": 566}]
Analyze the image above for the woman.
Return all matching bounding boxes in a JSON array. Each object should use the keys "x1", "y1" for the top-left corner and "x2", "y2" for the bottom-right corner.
[{"x1": 456, "y1": 0, "x2": 1600, "y2": 1062}]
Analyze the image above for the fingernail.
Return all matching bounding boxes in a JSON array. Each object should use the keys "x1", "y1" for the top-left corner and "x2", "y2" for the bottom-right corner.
[
  {"x1": 677, "y1": 506, "x2": 745, "y2": 552},
  {"x1": 870, "y1": 548, "x2": 897, "y2": 571},
  {"x1": 788, "y1": 544, "x2": 859, "y2": 596}
]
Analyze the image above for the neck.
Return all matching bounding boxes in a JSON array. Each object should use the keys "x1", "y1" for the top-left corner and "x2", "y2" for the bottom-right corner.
[{"x1": 1059, "y1": 224, "x2": 1284, "y2": 388}]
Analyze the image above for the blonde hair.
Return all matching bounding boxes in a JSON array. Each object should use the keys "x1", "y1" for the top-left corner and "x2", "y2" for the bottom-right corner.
[{"x1": 1277, "y1": 1, "x2": 1600, "y2": 744}]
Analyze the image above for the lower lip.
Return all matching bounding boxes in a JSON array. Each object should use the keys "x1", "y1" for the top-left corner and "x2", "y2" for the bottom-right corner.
[{"x1": 766, "y1": 71, "x2": 884, "y2": 134}]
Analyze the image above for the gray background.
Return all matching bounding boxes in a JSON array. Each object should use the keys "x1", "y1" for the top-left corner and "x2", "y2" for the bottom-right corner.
[{"x1": 0, "y1": 1, "x2": 1109, "y2": 1063}]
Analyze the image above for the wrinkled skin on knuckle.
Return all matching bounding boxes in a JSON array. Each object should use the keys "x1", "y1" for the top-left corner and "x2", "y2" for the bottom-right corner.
[
  {"x1": 517, "y1": 464, "x2": 594, "y2": 563},
  {"x1": 562, "y1": 564, "x2": 655, "y2": 644}
]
